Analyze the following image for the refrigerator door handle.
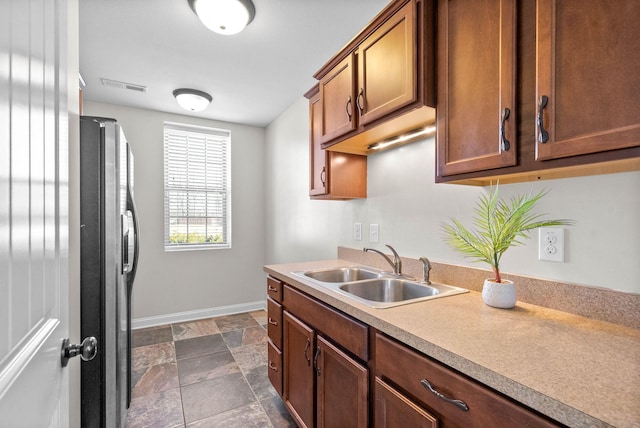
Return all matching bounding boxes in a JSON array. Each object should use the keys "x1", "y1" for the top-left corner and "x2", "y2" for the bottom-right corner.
[{"x1": 125, "y1": 192, "x2": 139, "y2": 290}]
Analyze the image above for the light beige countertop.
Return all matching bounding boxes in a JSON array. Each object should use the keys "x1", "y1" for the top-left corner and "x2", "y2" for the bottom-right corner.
[{"x1": 264, "y1": 259, "x2": 640, "y2": 428}]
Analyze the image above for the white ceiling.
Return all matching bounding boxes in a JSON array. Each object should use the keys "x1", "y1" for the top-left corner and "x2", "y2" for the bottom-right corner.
[{"x1": 79, "y1": 0, "x2": 390, "y2": 127}]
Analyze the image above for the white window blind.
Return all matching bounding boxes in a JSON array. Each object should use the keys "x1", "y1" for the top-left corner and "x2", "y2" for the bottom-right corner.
[{"x1": 164, "y1": 122, "x2": 231, "y2": 250}]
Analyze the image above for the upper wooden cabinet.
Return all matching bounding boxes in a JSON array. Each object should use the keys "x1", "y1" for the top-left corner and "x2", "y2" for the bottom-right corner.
[
  {"x1": 307, "y1": 85, "x2": 367, "y2": 200},
  {"x1": 313, "y1": 0, "x2": 435, "y2": 155},
  {"x1": 437, "y1": 0, "x2": 640, "y2": 184},
  {"x1": 535, "y1": 0, "x2": 640, "y2": 161},
  {"x1": 436, "y1": 0, "x2": 517, "y2": 177},
  {"x1": 356, "y1": 0, "x2": 416, "y2": 126},
  {"x1": 319, "y1": 54, "x2": 357, "y2": 143}
]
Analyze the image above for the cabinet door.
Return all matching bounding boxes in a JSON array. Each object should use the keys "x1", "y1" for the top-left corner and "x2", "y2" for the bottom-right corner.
[
  {"x1": 436, "y1": 0, "x2": 517, "y2": 176},
  {"x1": 316, "y1": 336, "x2": 368, "y2": 428},
  {"x1": 320, "y1": 54, "x2": 356, "y2": 143},
  {"x1": 536, "y1": 0, "x2": 640, "y2": 160},
  {"x1": 283, "y1": 311, "x2": 316, "y2": 428},
  {"x1": 374, "y1": 378, "x2": 438, "y2": 428},
  {"x1": 309, "y1": 90, "x2": 328, "y2": 196},
  {"x1": 357, "y1": 0, "x2": 416, "y2": 126}
]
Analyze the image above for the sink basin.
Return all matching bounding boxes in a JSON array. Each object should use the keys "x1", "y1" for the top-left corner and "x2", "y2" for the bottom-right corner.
[
  {"x1": 292, "y1": 266, "x2": 468, "y2": 308},
  {"x1": 339, "y1": 278, "x2": 439, "y2": 302},
  {"x1": 338, "y1": 278, "x2": 468, "y2": 308},
  {"x1": 301, "y1": 267, "x2": 382, "y2": 283}
]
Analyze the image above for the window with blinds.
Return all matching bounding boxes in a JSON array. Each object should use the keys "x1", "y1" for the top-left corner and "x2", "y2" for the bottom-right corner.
[{"x1": 163, "y1": 122, "x2": 231, "y2": 250}]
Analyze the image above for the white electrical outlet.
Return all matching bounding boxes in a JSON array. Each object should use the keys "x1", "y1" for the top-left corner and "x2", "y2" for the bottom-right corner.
[
  {"x1": 538, "y1": 227, "x2": 565, "y2": 262},
  {"x1": 369, "y1": 224, "x2": 379, "y2": 243},
  {"x1": 354, "y1": 223, "x2": 362, "y2": 241}
]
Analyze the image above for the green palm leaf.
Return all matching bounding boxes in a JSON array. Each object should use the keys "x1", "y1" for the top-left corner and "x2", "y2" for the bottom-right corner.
[{"x1": 442, "y1": 186, "x2": 574, "y2": 283}]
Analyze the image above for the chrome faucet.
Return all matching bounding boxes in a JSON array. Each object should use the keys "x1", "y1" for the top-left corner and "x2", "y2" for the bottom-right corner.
[
  {"x1": 364, "y1": 244, "x2": 402, "y2": 276},
  {"x1": 419, "y1": 256, "x2": 432, "y2": 285}
]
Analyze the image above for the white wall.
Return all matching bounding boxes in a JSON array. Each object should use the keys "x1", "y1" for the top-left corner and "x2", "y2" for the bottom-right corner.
[
  {"x1": 265, "y1": 98, "x2": 640, "y2": 294},
  {"x1": 83, "y1": 101, "x2": 266, "y2": 319}
]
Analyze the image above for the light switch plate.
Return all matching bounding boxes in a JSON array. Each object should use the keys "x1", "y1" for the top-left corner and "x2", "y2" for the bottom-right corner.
[
  {"x1": 370, "y1": 224, "x2": 379, "y2": 243},
  {"x1": 354, "y1": 223, "x2": 362, "y2": 241}
]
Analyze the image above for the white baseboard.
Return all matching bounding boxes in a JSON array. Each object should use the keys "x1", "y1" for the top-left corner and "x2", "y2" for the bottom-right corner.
[{"x1": 131, "y1": 300, "x2": 267, "y2": 330}]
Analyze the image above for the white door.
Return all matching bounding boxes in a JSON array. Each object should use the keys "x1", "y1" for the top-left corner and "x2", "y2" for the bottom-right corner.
[{"x1": 0, "y1": 0, "x2": 73, "y2": 426}]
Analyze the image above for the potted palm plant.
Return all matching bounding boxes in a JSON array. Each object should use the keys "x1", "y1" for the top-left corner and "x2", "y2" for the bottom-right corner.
[{"x1": 442, "y1": 186, "x2": 573, "y2": 308}]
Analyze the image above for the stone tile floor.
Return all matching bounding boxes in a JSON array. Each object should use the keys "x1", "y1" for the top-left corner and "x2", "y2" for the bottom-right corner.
[{"x1": 126, "y1": 311, "x2": 296, "y2": 428}]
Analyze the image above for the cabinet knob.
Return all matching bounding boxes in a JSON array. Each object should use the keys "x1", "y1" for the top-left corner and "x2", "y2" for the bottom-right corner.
[{"x1": 537, "y1": 95, "x2": 550, "y2": 144}]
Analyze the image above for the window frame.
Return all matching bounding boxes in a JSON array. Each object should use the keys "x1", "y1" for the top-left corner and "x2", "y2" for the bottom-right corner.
[{"x1": 163, "y1": 121, "x2": 232, "y2": 251}]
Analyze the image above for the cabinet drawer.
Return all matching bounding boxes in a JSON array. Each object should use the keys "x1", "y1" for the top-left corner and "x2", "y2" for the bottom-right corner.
[
  {"x1": 375, "y1": 334, "x2": 559, "y2": 428},
  {"x1": 267, "y1": 340, "x2": 283, "y2": 397},
  {"x1": 284, "y1": 285, "x2": 368, "y2": 361},
  {"x1": 267, "y1": 297, "x2": 282, "y2": 349},
  {"x1": 267, "y1": 276, "x2": 283, "y2": 302}
]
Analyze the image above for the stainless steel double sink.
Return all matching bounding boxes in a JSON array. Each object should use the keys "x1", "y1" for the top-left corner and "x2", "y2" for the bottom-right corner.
[{"x1": 293, "y1": 266, "x2": 468, "y2": 309}]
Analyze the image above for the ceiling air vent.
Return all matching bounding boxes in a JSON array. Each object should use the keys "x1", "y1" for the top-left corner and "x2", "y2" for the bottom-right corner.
[{"x1": 100, "y1": 78, "x2": 147, "y2": 93}]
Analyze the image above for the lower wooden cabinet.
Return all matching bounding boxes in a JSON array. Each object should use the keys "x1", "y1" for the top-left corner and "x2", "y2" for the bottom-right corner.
[
  {"x1": 267, "y1": 340, "x2": 283, "y2": 397},
  {"x1": 281, "y1": 309, "x2": 369, "y2": 428},
  {"x1": 283, "y1": 311, "x2": 315, "y2": 428},
  {"x1": 266, "y1": 281, "x2": 284, "y2": 397},
  {"x1": 267, "y1": 297, "x2": 282, "y2": 349},
  {"x1": 316, "y1": 336, "x2": 368, "y2": 428},
  {"x1": 375, "y1": 333, "x2": 560, "y2": 428},
  {"x1": 374, "y1": 378, "x2": 438, "y2": 428},
  {"x1": 266, "y1": 276, "x2": 561, "y2": 427}
]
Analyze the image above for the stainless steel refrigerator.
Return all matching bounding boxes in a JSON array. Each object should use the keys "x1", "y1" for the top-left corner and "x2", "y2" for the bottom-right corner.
[{"x1": 80, "y1": 116, "x2": 139, "y2": 427}]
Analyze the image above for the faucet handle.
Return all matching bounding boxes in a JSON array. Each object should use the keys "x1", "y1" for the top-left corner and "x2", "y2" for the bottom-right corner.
[
  {"x1": 419, "y1": 257, "x2": 432, "y2": 285},
  {"x1": 385, "y1": 245, "x2": 402, "y2": 276}
]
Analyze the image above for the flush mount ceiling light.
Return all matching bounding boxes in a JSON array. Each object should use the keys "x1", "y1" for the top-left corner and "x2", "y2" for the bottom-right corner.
[
  {"x1": 173, "y1": 88, "x2": 212, "y2": 112},
  {"x1": 188, "y1": 0, "x2": 256, "y2": 35}
]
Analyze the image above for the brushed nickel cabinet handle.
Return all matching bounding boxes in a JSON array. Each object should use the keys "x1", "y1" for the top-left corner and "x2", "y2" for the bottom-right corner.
[
  {"x1": 500, "y1": 107, "x2": 511, "y2": 151},
  {"x1": 304, "y1": 338, "x2": 311, "y2": 366},
  {"x1": 268, "y1": 285, "x2": 278, "y2": 292},
  {"x1": 356, "y1": 88, "x2": 365, "y2": 115},
  {"x1": 314, "y1": 346, "x2": 321, "y2": 376},
  {"x1": 269, "y1": 362, "x2": 278, "y2": 372},
  {"x1": 268, "y1": 317, "x2": 278, "y2": 326},
  {"x1": 421, "y1": 379, "x2": 469, "y2": 412},
  {"x1": 537, "y1": 95, "x2": 549, "y2": 143}
]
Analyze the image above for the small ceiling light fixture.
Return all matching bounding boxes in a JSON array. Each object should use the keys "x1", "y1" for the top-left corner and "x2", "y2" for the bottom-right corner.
[
  {"x1": 173, "y1": 88, "x2": 212, "y2": 112},
  {"x1": 188, "y1": 0, "x2": 256, "y2": 35}
]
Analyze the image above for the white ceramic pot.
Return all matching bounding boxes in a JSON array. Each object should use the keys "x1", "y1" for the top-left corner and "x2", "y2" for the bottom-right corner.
[{"x1": 482, "y1": 279, "x2": 516, "y2": 309}]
